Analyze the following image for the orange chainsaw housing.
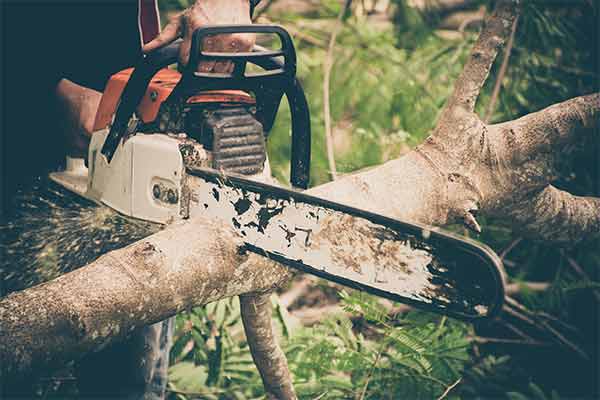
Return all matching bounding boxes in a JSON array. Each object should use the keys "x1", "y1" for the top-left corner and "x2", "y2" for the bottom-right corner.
[{"x1": 93, "y1": 68, "x2": 256, "y2": 131}]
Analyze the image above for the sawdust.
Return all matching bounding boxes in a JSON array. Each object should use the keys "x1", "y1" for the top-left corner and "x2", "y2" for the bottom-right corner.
[
  {"x1": 313, "y1": 214, "x2": 420, "y2": 276},
  {"x1": 1, "y1": 179, "x2": 161, "y2": 294}
]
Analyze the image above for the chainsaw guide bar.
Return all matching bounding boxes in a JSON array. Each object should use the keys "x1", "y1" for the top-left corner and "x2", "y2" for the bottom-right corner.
[{"x1": 187, "y1": 167, "x2": 505, "y2": 322}]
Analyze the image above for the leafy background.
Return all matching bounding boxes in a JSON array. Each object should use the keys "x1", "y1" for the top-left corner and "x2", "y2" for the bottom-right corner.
[{"x1": 2, "y1": 0, "x2": 597, "y2": 399}]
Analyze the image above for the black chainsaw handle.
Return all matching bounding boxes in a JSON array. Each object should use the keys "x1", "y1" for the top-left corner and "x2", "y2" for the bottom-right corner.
[
  {"x1": 251, "y1": 49, "x2": 311, "y2": 189},
  {"x1": 186, "y1": 24, "x2": 296, "y2": 79},
  {"x1": 169, "y1": 25, "x2": 310, "y2": 188},
  {"x1": 102, "y1": 24, "x2": 311, "y2": 189}
]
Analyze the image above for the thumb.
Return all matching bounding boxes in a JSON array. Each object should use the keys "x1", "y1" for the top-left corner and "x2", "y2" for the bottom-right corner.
[{"x1": 142, "y1": 14, "x2": 183, "y2": 53}]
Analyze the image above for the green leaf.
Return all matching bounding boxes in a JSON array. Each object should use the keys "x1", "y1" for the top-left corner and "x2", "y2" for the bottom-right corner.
[
  {"x1": 206, "y1": 327, "x2": 224, "y2": 386},
  {"x1": 168, "y1": 361, "x2": 208, "y2": 392},
  {"x1": 507, "y1": 392, "x2": 532, "y2": 400},
  {"x1": 529, "y1": 382, "x2": 549, "y2": 400}
]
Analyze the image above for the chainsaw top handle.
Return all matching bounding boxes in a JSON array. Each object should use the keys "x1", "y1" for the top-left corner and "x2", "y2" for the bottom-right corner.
[
  {"x1": 186, "y1": 25, "x2": 295, "y2": 80},
  {"x1": 101, "y1": 24, "x2": 311, "y2": 189}
]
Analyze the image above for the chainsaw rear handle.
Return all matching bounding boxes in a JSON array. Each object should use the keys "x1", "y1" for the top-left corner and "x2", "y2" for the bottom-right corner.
[{"x1": 102, "y1": 24, "x2": 311, "y2": 189}]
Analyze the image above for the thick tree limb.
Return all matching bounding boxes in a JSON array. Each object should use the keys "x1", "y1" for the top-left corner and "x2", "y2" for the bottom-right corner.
[
  {"x1": 503, "y1": 185, "x2": 600, "y2": 244},
  {"x1": 499, "y1": 93, "x2": 599, "y2": 162},
  {"x1": 0, "y1": 216, "x2": 292, "y2": 379},
  {"x1": 481, "y1": 93, "x2": 600, "y2": 243},
  {"x1": 240, "y1": 293, "x2": 297, "y2": 400},
  {"x1": 0, "y1": 144, "x2": 453, "y2": 381},
  {"x1": 482, "y1": 93, "x2": 599, "y2": 197},
  {"x1": 415, "y1": 92, "x2": 600, "y2": 236}
]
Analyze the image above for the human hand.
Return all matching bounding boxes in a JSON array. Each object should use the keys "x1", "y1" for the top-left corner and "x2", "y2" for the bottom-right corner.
[{"x1": 142, "y1": 0, "x2": 256, "y2": 73}]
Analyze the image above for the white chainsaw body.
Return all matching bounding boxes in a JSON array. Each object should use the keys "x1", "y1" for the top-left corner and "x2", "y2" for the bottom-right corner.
[
  {"x1": 50, "y1": 129, "x2": 185, "y2": 224},
  {"x1": 50, "y1": 128, "x2": 270, "y2": 225}
]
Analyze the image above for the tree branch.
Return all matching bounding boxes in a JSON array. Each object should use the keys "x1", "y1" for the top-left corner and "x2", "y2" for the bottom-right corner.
[
  {"x1": 500, "y1": 93, "x2": 599, "y2": 161},
  {"x1": 505, "y1": 281, "x2": 549, "y2": 295},
  {"x1": 416, "y1": 92, "x2": 594, "y2": 232},
  {"x1": 2, "y1": 90, "x2": 597, "y2": 384},
  {"x1": 240, "y1": 293, "x2": 296, "y2": 400},
  {"x1": 0, "y1": 216, "x2": 292, "y2": 379},
  {"x1": 477, "y1": 93, "x2": 600, "y2": 240},
  {"x1": 505, "y1": 185, "x2": 600, "y2": 244},
  {"x1": 484, "y1": 14, "x2": 519, "y2": 123},
  {"x1": 436, "y1": 0, "x2": 519, "y2": 131}
]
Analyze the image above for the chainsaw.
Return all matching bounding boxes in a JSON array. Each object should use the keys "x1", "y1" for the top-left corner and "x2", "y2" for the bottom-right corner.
[{"x1": 50, "y1": 25, "x2": 505, "y2": 322}]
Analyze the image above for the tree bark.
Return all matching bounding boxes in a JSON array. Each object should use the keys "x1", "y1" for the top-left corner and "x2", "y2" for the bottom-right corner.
[
  {"x1": 240, "y1": 293, "x2": 297, "y2": 399},
  {"x1": 0, "y1": 216, "x2": 291, "y2": 379},
  {"x1": 1, "y1": 0, "x2": 599, "y2": 395}
]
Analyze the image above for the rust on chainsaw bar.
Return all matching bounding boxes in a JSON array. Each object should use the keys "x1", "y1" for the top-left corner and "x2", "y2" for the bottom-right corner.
[{"x1": 186, "y1": 167, "x2": 505, "y2": 322}]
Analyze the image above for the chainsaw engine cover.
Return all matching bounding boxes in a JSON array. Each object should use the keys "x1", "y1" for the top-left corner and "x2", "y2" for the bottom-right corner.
[
  {"x1": 93, "y1": 68, "x2": 256, "y2": 131},
  {"x1": 51, "y1": 103, "x2": 270, "y2": 224}
]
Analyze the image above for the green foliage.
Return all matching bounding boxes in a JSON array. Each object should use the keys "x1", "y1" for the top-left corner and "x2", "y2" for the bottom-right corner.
[
  {"x1": 282, "y1": 291, "x2": 471, "y2": 399},
  {"x1": 168, "y1": 298, "x2": 264, "y2": 399},
  {"x1": 477, "y1": 0, "x2": 598, "y2": 123},
  {"x1": 169, "y1": 292, "x2": 472, "y2": 399},
  {"x1": 267, "y1": 12, "x2": 475, "y2": 185},
  {"x1": 506, "y1": 383, "x2": 562, "y2": 400}
]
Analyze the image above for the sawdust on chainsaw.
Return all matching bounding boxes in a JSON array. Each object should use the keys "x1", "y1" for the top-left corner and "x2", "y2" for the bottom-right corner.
[
  {"x1": 309, "y1": 212, "x2": 438, "y2": 302},
  {"x1": 312, "y1": 213, "x2": 417, "y2": 276}
]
